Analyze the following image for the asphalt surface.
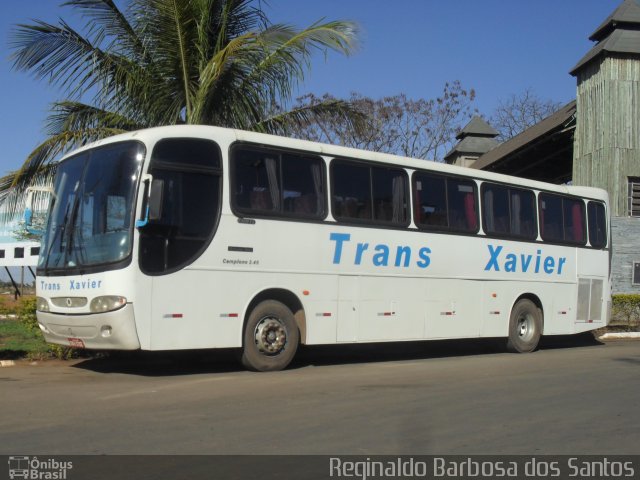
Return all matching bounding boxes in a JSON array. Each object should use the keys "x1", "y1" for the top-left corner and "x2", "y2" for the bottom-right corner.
[{"x1": 1, "y1": 335, "x2": 639, "y2": 456}]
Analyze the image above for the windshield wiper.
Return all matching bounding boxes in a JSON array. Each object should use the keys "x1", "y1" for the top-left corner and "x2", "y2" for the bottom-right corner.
[
  {"x1": 63, "y1": 196, "x2": 82, "y2": 267},
  {"x1": 42, "y1": 198, "x2": 69, "y2": 272}
]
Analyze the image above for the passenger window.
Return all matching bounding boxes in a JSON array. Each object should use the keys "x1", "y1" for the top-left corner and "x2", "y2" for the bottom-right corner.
[
  {"x1": 139, "y1": 138, "x2": 222, "y2": 274},
  {"x1": 372, "y1": 167, "x2": 409, "y2": 223},
  {"x1": 282, "y1": 153, "x2": 325, "y2": 217},
  {"x1": 539, "y1": 194, "x2": 563, "y2": 242},
  {"x1": 588, "y1": 201, "x2": 607, "y2": 249},
  {"x1": 231, "y1": 146, "x2": 325, "y2": 219},
  {"x1": 332, "y1": 160, "x2": 408, "y2": 225},
  {"x1": 563, "y1": 198, "x2": 586, "y2": 244},
  {"x1": 539, "y1": 193, "x2": 586, "y2": 245},
  {"x1": 232, "y1": 149, "x2": 277, "y2": 212},
  {"x1": 332, "y1": 162, "x2": 371, "y2": 220},
  {"x1": 482, "y1": 183, "x2": 536, "y2": 239},
  {"x1": 413, "y1": 174, "x2": 447, "y2": 227},
  {"x1": 413, "y1": 172, "x2": 478, "y2": 233}
]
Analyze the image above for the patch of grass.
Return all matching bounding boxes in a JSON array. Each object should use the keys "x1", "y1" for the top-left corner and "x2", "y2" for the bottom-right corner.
[
  {"x1": 0, "y1": 296, "x2": 81, "y2": 360},
  {"x1": 0, "y1": 318, "x2": 50, "y2": 360}
]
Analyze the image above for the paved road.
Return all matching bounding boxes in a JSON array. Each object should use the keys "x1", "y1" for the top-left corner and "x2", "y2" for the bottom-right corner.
[{"x1": 1, "y1": 336, "x2": 639, "y2": 455}]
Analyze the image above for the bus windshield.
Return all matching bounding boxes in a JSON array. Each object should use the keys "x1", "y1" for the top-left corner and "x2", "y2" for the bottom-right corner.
[{"x1": 38, "y1": 141, "x2": 144, "y2": 274}]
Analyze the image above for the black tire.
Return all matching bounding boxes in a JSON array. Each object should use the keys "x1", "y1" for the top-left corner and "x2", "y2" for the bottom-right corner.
[
  {"x1": 241, "y1": 300, "x2": 299, "y2": 371},
  {"x1": 506, "y1": 298, "x2": 542, "y2": 353}
]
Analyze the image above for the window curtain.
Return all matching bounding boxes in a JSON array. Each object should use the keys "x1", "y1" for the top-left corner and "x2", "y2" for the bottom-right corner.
[
  {"x1": 571, "y1": 203, "x2": 584, "y2": 242},
  {"x1": 265, "y1": 157, "x2": 280, "y2": 210},
  {"x1": 510, "y1": 191, "x2": 521, "y2": 236},
  {"x1": 464, "y1": 192, "x2": 477, "y2": 231},
  {"x1": 392, "y1": 175, "x2": 406, "y2": 223},
  {"x1": 483, "y1": 189, "x2": 494, "y2": 232},
  {"x1": 311, "y1": 162, "x2": 322, "y2": 215}
]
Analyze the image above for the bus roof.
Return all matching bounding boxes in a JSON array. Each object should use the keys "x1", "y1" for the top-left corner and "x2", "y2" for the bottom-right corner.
[{"x1": 63, "y1": 124, "x2": 609, "y2": 202}]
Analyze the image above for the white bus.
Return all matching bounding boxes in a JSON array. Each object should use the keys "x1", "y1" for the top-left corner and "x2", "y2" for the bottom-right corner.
[{"x1": 33, "y1": 125, "x2": 610, "y2": 371}]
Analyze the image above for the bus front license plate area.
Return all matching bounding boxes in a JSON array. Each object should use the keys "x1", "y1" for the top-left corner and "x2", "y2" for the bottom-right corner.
[{"x1": 68, "y1": 337, "x2": 85, "y2": 348}]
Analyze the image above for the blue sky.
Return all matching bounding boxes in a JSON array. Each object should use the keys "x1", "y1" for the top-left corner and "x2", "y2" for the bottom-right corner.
[{"x1": 0, "y1": 0, "x2": 621, "y2": 177}]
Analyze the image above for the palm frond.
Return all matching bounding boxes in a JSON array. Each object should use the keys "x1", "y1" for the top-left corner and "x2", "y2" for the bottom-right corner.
[
  {"x1": 191, "y1": 31, "x2": 260, "y2": 123},
  {"x1": 46, "y1": 101, "x2": 144, "y2": 135},
  {"x1": 4, "y1": 0, "x2": 363, "y2": 217},
  {"x1": 10, "y1": 19, "x2": 100, "y2": 98},
  {"x1": 241, "y1": 20, "x2": 358, "y2": 101},
  {"x1": 254, "y1": 97, "x2": 367, "y2": 137},
  {"x1": 62, "y1": 0, "x2": 148, "y2": 60},
  {"x1": 12, "y1": 127, "x2": 127, "y2": 192}
]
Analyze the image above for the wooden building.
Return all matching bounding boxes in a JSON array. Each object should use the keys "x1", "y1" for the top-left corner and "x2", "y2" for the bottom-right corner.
[
  {"x1": 571, "y1": 0, "x2": 640, "y2": 293},
  {"x1": 464, "y1": 0, "x2": 640, "y2": 293},
  {"x1": 571, "y1": 0, "x2": 640, "y2": 217}
]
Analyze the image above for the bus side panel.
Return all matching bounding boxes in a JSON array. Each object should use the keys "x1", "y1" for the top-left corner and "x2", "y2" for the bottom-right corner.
[
  {"x1": 149, "y1": 269, "x2": 244, "y2": 350},
  {"x1": 480, "y1": 283, "x2": 509, "y2": 338},
  {"x1": 336, "y1": 275, "x2": 359, "y2": 343},
  {"x1": 541, "y1": 282, "x2": 577, "y2": 335},
  {"x1": 357, "y1": 276, "x2": 424, "y2": 341},
  {"x1": 424, "y1": 279, "x2": 481, "y2": 339}
]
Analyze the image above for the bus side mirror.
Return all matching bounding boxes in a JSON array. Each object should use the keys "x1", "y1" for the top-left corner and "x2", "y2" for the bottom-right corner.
[
  {"x1": 148, "y1": 179, "x2": 164, "y2": 221},
  {"x1": 136, "y1": 176, "x2": 163, "y2": 228}
]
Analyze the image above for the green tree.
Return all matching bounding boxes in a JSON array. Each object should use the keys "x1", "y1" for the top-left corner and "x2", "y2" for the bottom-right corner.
[{"x1": 4, "y1": 0, "x2": 362, "y2": 205}]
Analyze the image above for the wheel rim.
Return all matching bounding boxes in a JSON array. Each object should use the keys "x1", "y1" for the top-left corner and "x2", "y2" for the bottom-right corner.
[
  {"x1": 253, "y1": 316, "x2": 287, "y2": 355},
  {"x1": 516, "y1": 312, "x2": 535, "y2": 342}
]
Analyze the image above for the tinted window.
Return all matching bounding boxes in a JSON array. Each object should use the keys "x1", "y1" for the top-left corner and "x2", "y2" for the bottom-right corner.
[
  {"x1": 372, "y1": 167, "x2": 408, "y2": 223},
  {"x1": 38, "y1": 142, "x2": 144, "y2": 273},
  {"x1": 232, "y1": 146, "x2": 325, "y2": 219},
  {"x1": 332, "y1": 162, "x2": 371, "y2": 220},
  {"x1": 282, "y1": 153, "x2": 325, "y2": 216},
  {"x1": 332, "y1": 160, "x2": 408, "y2": 225},
  {"x1": 587, "y1": 201, "x2": 607, "y2": 249},
  {"x1": 539, "y1": 193, "x2": 586, "y2": 245},
  {"x1": 482, "y1": 183, "x2": 536, "y2": 239},
  {"x1": 139, "y1": 138, "x2": 222, "y2": 274},
  {"x1": 151, "y1": 137, "x2": 221, "y2": 170},
  {"x1": 413, "y1": 172, "x2": 478, "y2": 233}
]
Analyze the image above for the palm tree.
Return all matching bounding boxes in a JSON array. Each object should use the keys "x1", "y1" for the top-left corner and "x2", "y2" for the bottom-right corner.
[{"x1": 4, "y1": 0, "x2": 362, "y2": 207}]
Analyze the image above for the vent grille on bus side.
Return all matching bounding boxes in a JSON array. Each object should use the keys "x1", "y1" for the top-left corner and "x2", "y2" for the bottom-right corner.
[{"x1": 577, "y1": 278, "x2": 603, "y2": 322}]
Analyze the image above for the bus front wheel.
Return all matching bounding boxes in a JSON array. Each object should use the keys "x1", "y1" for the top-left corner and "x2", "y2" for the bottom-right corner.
[
  {"x1": 241, "y1": 300, "x2": 299, "y2": 371},
  {"x1": 506, "y1": 299, "x2": 542, "y2": 353}
]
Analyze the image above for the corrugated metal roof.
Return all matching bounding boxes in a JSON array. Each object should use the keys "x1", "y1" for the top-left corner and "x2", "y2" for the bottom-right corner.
[
  {"x1": 589, "y1": 0, "x2": 640, "y2": 42},
  {"x1": 470, "y1": 100, "x2": 576, "y2": 172}
]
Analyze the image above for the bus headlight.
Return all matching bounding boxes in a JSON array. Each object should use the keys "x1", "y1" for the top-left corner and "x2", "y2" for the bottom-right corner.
[
  {"x1": 90, "y1": 296, "x2": 127, "y2": 313},
  {"x1": 36, "y1": 297, "x2": 50, "y2": 312}
]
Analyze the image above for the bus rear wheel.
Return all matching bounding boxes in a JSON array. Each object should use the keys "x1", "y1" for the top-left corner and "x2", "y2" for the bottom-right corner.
[
  {"x1": 241, "y1": 300, "x2": 299, "y2": 371},
  {"x1": 506, "y1": 298, "x2": 542, "y2": 353}
]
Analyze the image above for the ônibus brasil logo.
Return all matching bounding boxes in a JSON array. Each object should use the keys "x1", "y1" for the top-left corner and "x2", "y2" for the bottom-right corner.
[{"x1": 8, "y1": 456, "x2": 73, "y2": 480}]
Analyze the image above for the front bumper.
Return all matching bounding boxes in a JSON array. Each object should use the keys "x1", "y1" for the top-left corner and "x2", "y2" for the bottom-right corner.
[{"x1": 37, "y1": 304, "x2": 141, "y2": 350}]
